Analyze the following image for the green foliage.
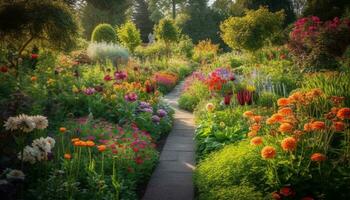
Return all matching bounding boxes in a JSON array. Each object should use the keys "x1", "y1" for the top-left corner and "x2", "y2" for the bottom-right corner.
[
  {"x1": 192, "y1": 39, "x2": 219, "y2": 63},
  {"x1": 91, "y1": 23, "x2": 117, "y2": 43},
  {"x1": 178, "y1": 81, "x2": 210, "y2": 111},
  {"x1": 202, "y1": 184, "x2": 264, "y2": 200},
  {"x1": 116, "y1": 21, "x2": 142, "y2": 53},
  {"x1": 133, "y1": 0, "x2": 154, "y2": 42},
  {"x1": 154, "y1": 18, "x2": 179, "y2": 44},
  {"x1": 303, "y1": 0, "x2": 350, "y2": 20},
  {"x1": 134, "y1": 42, "x2": 168, "y2": 61},
  {"x1": 0, "y1": 0, "x2": 78, "y2": 54},
  {"x1": 174, "y1": 35, "x2": 194, "y2": 58},
  {"x1": 194, "y1": 141, "x2": 268, "y2": 198},
  {"x1": 220, "y1": 7, "x2": 285, "y2": 51},
  {"x1": 256, "y1": 91, "x2": 279, "y2": 107}
]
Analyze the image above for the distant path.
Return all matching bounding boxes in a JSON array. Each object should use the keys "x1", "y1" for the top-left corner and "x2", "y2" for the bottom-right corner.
[{"x1": 142, "y1": 81, "x2": 195, "y2": 200}]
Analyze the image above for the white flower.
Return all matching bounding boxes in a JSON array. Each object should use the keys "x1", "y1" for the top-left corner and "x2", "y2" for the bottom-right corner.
[
  {"x1": 45, "y1": 136, "x2": 55, "y2": 149},
  {"x1": 0, "y1": 179, "x2": 8, "y2": 185},
  {"x1": 32, "y1": 137, "x2": 52, "y2": 153},
  {"x1": 3, "y1": 116, "x2": 19, "y2": 131},
  {"x1": 18, "y1": 146, "x2": 38, "y2": 164},
  {"x1": 31, "y1": 115, "x2": 48, "y2": 130},
  {"x1": 16, "y1": 114, "x2": 35, "y2": 132},
  {"x1": 6, "y1": 169, "x2": 25, "y2": 180}
]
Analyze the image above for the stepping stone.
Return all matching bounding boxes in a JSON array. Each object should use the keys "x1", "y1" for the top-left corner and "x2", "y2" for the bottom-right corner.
[{"x1": 143, "y1": 81, "x2": 195, "y2": 200}]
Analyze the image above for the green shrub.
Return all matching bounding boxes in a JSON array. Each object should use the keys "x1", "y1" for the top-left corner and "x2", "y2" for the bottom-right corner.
[
  {"x1": 174, "y1": 35, "x2": 194, "y2": 58},
  {"x1": 87, "y1": 42, "x2": 129, "y2": 64},
  {"x1": 202, "y1": 184, "x2": 264, "y2": 200},
  {"x1": 134, "y1": 42, "x2": 167, "y2": 60},
  {"x1": 116, "y1": 21, "x2": 142, "y2": 53},
  {"x1": 178, "y1": 81, "x2": 209, "y2": 111},
  {"x1": 220, "y1": 7, "x2": 285, "y2": 51},
  {"x1": 194, "y1": 141, "x2": 268, "y2": 198},
  {"x1": 192, "y1": 39, "x2": 219, "y2": 63},
  {"x1": 91, "y1": 23, "x2": 117, "y2": 43},
  {"x1": 154, "y1": 18, "x2": 179, "y2": 45},
  {"x1": 256, "y1": 91, "x2": 279, "y2": 108}
]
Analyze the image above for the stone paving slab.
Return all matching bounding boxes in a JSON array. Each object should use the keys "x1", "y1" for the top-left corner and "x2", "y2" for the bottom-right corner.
[{"x1": 143, "y1": 81, "x2": 195, "y2": 200}]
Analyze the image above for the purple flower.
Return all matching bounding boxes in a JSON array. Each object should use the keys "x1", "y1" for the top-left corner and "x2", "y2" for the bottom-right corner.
[
  {"x1": 142, "y1": 108, "x2": 153, "y2": 113},
  {"x1": 139, "y1": 101, "x2": 151, "y2": 109},
  {"x1": 152, "y1": 115, "x2": 160, "y2": 123},
  {"x1": 124, "y1": 92, "x2": 138, "y2": 102},
  {"x1": 114, "y1": 71, "x2": 127, "y2": 80},
  {"x1": 157, "y1": 109, "x2": 167, "y2": 117},
  {"x1": 84, "y1": 87, "x2": 96, "y2": 95}
]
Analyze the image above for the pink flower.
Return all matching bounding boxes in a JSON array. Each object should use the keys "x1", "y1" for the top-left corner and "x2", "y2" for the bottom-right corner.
[
  {"x1": 124, "y1": 92, "x2": 138, "y2": 102},
  {"x1": 104, "y1": 75, "x2": 112, "y2": 81}
]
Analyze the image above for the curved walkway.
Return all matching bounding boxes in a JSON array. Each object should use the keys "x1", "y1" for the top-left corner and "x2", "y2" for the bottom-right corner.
[{"x1": 143, "y1": 81, "x2": 195, "y2": 200}]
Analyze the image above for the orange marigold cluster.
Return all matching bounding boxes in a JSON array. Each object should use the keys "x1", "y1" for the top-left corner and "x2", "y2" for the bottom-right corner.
[
  {"x1": 281, "y1": 137, "x2": 297, "y2": 151},
  {"x1": 279, "y1": 123, "x2": 294, "y2": 133}
]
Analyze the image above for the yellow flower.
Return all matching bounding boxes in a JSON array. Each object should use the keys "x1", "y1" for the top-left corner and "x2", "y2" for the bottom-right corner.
[
  {"x1": 47, "y1": 78, "x2": 55, "y2": 85},
  {"x1": 72, "y1": 85, "x2": 79, "y2": 93}
]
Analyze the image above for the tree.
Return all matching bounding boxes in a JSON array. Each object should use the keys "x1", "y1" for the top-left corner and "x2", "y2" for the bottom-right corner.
[
  {"x1": 182, "y1": 0, "x2": 218, "y2": 44},
  {"x1": 91, "y1": 23, "x2": 117, "y2": 43},
  {"x1": 133, "y1": 0, "x2": 154, "y2": 42},
  {"x1": 147, "y1": 0, "x2": 187, "y2": 22},
  {"x1": 80, "y1": 0, "x2": 132, "y2": 39},
  {"x1": 0, "y1": 0, "x2": 78, "y2": 58},
  {"x1": 155, "y1": 18, "x2": 179, "y2": 57},
  {"x1": 220, "y1": 7, "x2": 285, "y2": 51},
  {"x1": 116, "y1": 21, "x2": 142, "y2": 53},
  {"x1": 303, "y1": 0, "x2": 350, "y2": 21},
  {"x1": 234, "y1": 0, "x2": 295, "y2": 24}
]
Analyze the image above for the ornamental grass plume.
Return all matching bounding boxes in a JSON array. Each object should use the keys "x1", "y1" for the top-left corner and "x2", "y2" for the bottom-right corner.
[
  {"x1": 281, "y1": 137, "x2": 297, "y2": 151},
  {"x1": 311, "y1": 153, "x2": 326, "y2": 162},
  {"x1": 261, "y1": 146, "x2": 276, "y2": 159},
  {"x1": 337, "y1": 107, "x2": 350, "y2": 120},
  {"x1": 250, "y1": 136, "x2": 263, "y2": 146}
]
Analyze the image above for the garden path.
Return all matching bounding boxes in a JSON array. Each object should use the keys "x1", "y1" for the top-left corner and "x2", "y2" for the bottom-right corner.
[{"x1": 142, "y1": 81, "x2": 195, "y2": 200}]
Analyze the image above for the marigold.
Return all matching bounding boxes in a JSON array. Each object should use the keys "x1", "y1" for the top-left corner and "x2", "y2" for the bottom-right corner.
[
  {"x1": 64, "y1": 153, "x2": 72, "y2": 160},
  {"x1": 311, "y1": 121, "x2": 326, "y2": 131},
  {"x1": 59, "y1": 127, "x2": 67, "y2": 133},
  {"x1": 71, "y1": 138, "x2": 80, "y2": 143},
  {"x1": 261, "y1": 146, "x2": 276, "y2": 159},
  {"x1": 271, "y1": 114, "x2": 284, "y2": 123},
  {"x1": 303, "y1": 123, "x2": 313, "y2": 132},
  {"x1": 278, "y1": 123, "x2": 294, "y2": 133},
  {"x1": 337, "y1": 107, "x2": 350, "y2": 120},
  {"x1": 277, "y1": 98, "x2": 290, "y2": 107},
  {"x1": 31, "y1": 76, "x2": 37, "y2": 81},
  {"x1": 86, "y1": 140, "x2": 95, "y2": 147},
  {"x1": 289, "y1": 91, "x2": 303, "y2": 102},
  {"x1": 252, "y1": 115, "x2": 263, "y2": 123},
  {"x1": 247, "y1": 131, "x2": 257, "y2": 137},
  {"x1": 281, "y1": 137, "x2": 297, "y2": 151},
  {"x1": 74, "y1": 140, "x2": 86, "y2": 147},
  {"x1": 333, "y1": 121, "x2": 345, "y2": 132},
  {"x1": 243, "y1": 111, "x2": 254, "y2": 118},
  {"x1": 250, "y1": 137, "x2": 263, "y2": 146},
  {"x1": 250, "y1": 124, "x2": 261, "y2": 132},
  {"x1": 278, "y1": 107, "x2": 293, "y2": 116},
  {"x1": 97, "y1": 145, "x2": 107, "y2": 152},
  {"x1": 311, "y1": 153, "x2": 326, "y2": 162}
]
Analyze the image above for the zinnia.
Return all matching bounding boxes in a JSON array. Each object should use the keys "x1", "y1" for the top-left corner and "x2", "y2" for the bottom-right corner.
[
  {"x1": 97, "y1": 145, "x2": 107, "y2": 152},
  {"x1": 206, "y1": 103, "x2": 215, "y2": 112},
  {"x1": 252, "y1": 115, "x2": 263, "y2": 123},
  {"x1": 261, "y1": 146, "x2": 276, "y2": 159},
  {"x1": 64, "y1": 153, "x2": 72, "y2": 160},
  {"x1": 279, "y1": 123, "x2": 294, "y2": 133},
  {"x1": 337, "y1": 107, "x2": 350, "y2": 120},
  {"x1": 250, "y1": 124, "x2": 261, "y2": 132},
  {"x1": 250, "y1": 137, "x2": 263, "y2": 146},
  {"x1": 277, "y1": 98, "x2": 290, "y2": 107},
  {"x1": 333, "y1": 121, "x2": 345, "y2": 132},
  {"x1": 311, "y1": 121, "x2": 326, "y2": 131},
  {"x1": 281, "y1": 137, "x2": 297, "y2": 151},
  {"x1": 278, "y1": 107, "x2": 293, "y2": 116},
  {"x1": 311, "y1": 153, "x2": 326, "y2": 162}
]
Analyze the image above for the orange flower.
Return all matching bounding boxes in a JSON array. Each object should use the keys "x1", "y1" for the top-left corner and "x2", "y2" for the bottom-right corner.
[
  {"x1": 250, "y1": 136, "x2": 263, "y2": 146},
  {"x1": 243, "y1": 111, "x2": 254, "y2": 118},
  {"x1": 289, "y1": 91, "x2": 303, "y2": 102},
  {"x1": 59, "y1": 127, "x2": 67, "y2": 133},
  {"x1": 64, "y1": 153, "x2": 72, "y2": 160},
  {"x1": 31, "y1": 76, "x2": 37, "y2": 81},
  {"x1": 261, "y1": 146, "x2": 276, "y2": 159},
  {"x1": 86, "y1": 140, "x2": 95, "y2": 147},
  {"x1": 293, "y1": 130, "x2": 304, "y2": 137},
  {"x1": 308, "y1": 88, "x2": 323, "y2": 97},
  {"x1": 266, "y1": 117, "x2": 275, "y2": 125},
  {"x1": 271, "y1": 192, "x2": 281, "y2": 200},
  {"x1": 277, "y1": 98, "x2": 290, "y2": 107},
  {"x1": 337, "y1": 108, "x2": 350, "y2": 120},
  {"x1": 333, "y1": 121, "x2": 345, "y2": 132},
  {"x1": 303, "y1": 123, "x2": 313, "y2": 132},
  {"x1": 281, "y1": 137, "x2": 297, "y2": 151},
  {"x1": 311, "y1": 121, "x2": 326, "y2": 131},
  {"x1": 252, "y1": 115, "x2": 263, "y2": 123},
  {"x1": 278, "y1": 107, "x2": 293, "y2": 116},
  {"x1": 278, "y1": 123, "x2": 294, "y2": 133},
  {"x1": 97, "y1": 145, "x2": 107, "y2": 152},
  {"x1": 311, "y1": 153, "x2": 326, "y2": 162},
  {"x1": 271, "y1": 114, "x2": 284, "y2": 122},
  {"x1": 71, "y1": 138, "x2": 80, "y2": 143},
  {"x1": 247, "y1": 131, "x2": 257, "y2": 137},
  {"x1": 250, "y1": 124, "x2": 261, "y2": 132}
]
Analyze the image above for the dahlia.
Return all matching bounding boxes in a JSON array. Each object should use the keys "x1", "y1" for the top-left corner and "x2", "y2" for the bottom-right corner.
[
  {"x1": 261, "y1": 146, "x2": 276, "y2": 159},
  {"x1": 281, "y1": 137, "x2": 297, "y2": 151},
  {"x1": 250, "y1": 137, "x2": 263, "y2": 146}
]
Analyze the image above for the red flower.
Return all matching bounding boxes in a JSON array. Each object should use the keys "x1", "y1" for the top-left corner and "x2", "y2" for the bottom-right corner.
[
  {"x1": 280, "y1": 187, "x2": 294, "y2": 197},
  {"x1": 301, "y1": 197, "x2": 314, "y2": 200},
  {"x1": 0, "y1": 66, "x2": 8, "y2": 73},
  {"x1": 31, "y1": 54, "x2": 39, "y2": 59},
  {"x1": 132, "y1": 147, "x2": 139, "y2": 153},
  {"x1": 311, "y1": 153, "x2": 326, "y2": 162},
  {"x1": 135, "y1": 156, "x2": 144, "y2": 165},
  {"x1": 104, "y1": 74, "x2": 112, "y2": 81},
  {"x1": 224, "y1": 95, "x2": 231, "y2": 105}
]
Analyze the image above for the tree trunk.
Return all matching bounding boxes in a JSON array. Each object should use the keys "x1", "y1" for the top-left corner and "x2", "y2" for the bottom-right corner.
[{"x1": 172, "y1": 0, "x2": 176, "y2": 19}]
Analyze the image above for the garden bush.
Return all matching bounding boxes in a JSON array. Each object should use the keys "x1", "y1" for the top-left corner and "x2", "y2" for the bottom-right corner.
[
  {"x1": 116, "y1": 21, "x2": 142, "y2": 53},
  {"x1": 178, "y1": 80, "x2": 209, "y2": 112},
  {"x1": 91, "y1": 23, "x2": 117, "y2": 43},
  {"x1": 202, "y1": 184, "x2": 264, "y2": 200},
  {"x1": 87, "y1": 42, "x2": 129, "y2": 66},
  {"x1": 192, "y1": 39, "x2": 219, "y2": 63}
]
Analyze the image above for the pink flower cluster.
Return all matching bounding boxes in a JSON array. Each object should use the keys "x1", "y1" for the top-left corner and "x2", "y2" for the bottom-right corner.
[{"x1": 182, "y1": 71, "x2": 206, "y2": 91}]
